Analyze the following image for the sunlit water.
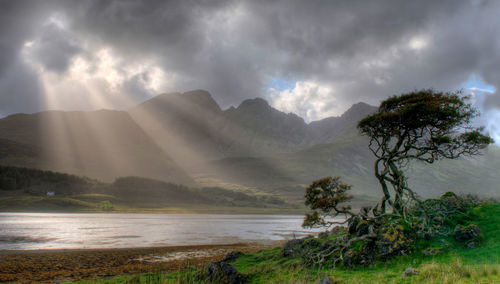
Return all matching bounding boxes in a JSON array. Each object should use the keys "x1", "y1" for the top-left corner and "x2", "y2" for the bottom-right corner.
[{"x1": 0, "y1": 213, "x2": 329, "y2": 250}]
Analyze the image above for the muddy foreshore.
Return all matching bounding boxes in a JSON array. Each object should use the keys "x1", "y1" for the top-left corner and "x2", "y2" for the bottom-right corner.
[{"x1": 0, "y1": 241, "x2": 283, "y2": 283}]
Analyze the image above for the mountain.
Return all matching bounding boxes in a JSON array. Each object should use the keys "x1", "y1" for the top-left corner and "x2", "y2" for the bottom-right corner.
[
  {"x1": 0, "y1": 110, "x2": 192, "y2": 184},
  {"x1": 129, "y1": 90, "x2": 226, "y2": 170},
  {"x1": 220, "y1": 98, "x2": 309, "y2": 156},
  {"x1": 0, "y1": 89, "x2": 498, "y2": 204},
  {"x1": 130, "y1": 90, "x2": 376, "y2": 165}
]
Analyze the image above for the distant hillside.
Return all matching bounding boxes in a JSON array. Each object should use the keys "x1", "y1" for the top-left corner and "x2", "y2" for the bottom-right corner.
[
  {"x1": 0, "y1": 166, "x2": 289, "y2": 211},
  {"x1": 0, "y1": 110, "x2": 192, "y2": 184}
]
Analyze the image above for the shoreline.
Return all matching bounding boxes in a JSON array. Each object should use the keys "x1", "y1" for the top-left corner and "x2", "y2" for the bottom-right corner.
[
  {"x1": 0, "y1": 240, "x2": 283, "y2": 255},
  {"x1": 0, "y1": 208, "x2": 306, "y2": 215},
  {"x1": 0, "y1": 241, "x2": 284, "y2": 283}
]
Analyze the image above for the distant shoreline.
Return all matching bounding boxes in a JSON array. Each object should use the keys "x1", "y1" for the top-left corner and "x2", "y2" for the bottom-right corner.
[{"x1": 0, "y1": 207, "x2": 307, "y2": 215}]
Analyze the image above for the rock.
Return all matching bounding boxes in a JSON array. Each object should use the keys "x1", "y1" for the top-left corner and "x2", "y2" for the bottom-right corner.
[
  {"x1": 283, "y1": 239, "x2": 304, "y2": 258},
  {"x1": 201, "y1": 261, "x2": 248, "y2": 283},
  {"x1": 223, "y1": 251, "x2": 242, "y2": 262},
  {"x1": 466, "y1": 241, "x2": 477, "y2": 249},
  {"x1": 454, "y1": 224, "x2": 482, "y2": 243},
  {"x1": 283, "y1": 238, "x2": 321, "y2": 258},
  {"x1": 401, "y1": 266, "x2": 418, "y2": 278},
  {"x1": 318, "y1": 276, "x2": 333, "y2": 284},
  {"x1": 422, "y1": 248, "x2": 442, "y2": 256},
  {"x1": 221, "y1": 262, "x2": 238, "y2": 275},
  {"x1": 375, "y1": 224, "x2": 411, "y2": 258}
]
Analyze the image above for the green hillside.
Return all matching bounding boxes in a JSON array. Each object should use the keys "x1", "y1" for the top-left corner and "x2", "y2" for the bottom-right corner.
[{"x1": 0, "y1": 166, "x2": 292, "y2": 212}]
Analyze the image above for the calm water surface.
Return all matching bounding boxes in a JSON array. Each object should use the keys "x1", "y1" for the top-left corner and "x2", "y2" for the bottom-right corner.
[{"x1": 0, "y1": 213, "x2": 325, "y2": 250}]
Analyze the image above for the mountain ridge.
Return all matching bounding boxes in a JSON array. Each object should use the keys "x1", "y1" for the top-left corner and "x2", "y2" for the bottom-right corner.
[{"x1": 1, "y1": 89, "x2": 498, "y2": 203}]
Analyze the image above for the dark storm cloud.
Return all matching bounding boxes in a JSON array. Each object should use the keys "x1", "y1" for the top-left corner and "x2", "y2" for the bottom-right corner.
[
  {"x1": 0, "y1": 58, "x2": 42, "y2": 115},
  {"x1": 29, "y1": 22, "x2": 82, "y2": 74},
  {"x1": 0, "y1": 0, "x2": 50, "y2": 76},
  {"x1": 0, "y1": 0, "x2": 499, "y2": 124},
  {"x1": 0, "y1": 0, "x2": 53, "y2": 115}
]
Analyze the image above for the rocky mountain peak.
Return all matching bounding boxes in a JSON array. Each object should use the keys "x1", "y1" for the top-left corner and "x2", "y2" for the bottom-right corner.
[
  {"x1": 237, "y1": 97, "x2": 272, "y2": 112},
  {"x1": 151, "y1": 90, "x2": 221, "y2": 114},
  {"x1": 341, "y1": 102, "x2": 377, "y2": 121}
]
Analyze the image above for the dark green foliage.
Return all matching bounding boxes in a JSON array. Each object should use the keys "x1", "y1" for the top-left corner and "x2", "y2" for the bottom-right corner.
[
  {"x1": 303, "y1": 176, "x2": 353, "y2": 228},
  {"x1": 100, "y1": 200, "x2": 114, "y2": 211},
  {"x1": 109, "y1": 176, "x2": 203, "y2": 205},
  {"x1": 418, "y1": 192, "x2": 480, "y2": 237},
  {"x1": 0, "y1": 165, "x2": 98, "y2": 194},
  {"x1": 0, "y1": 176, "x2": 16, "y2": 190}
]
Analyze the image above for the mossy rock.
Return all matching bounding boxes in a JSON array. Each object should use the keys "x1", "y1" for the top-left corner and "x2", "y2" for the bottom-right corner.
[
  {"x1": 375, "y1": 224, "x2": 412, "y2": 258},
  {"x1": 454, "y1": 224, "x2": 482, "y2": 246},
  {"x1": 283, "y1": 238, "x2": 321, "y2": 258},
  {"x1": 197, "y1": 261, "x2": 248, "y2": 284}
]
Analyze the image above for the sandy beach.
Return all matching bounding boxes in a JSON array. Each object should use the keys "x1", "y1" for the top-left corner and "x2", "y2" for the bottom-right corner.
[{"x1": 0, "y1": 241, "x2": 283, "y2": 283}]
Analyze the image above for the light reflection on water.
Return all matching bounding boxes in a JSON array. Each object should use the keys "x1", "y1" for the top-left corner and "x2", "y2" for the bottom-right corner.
[{"x1": 0, "y1": 213, "x2": 329, "y2": 250}]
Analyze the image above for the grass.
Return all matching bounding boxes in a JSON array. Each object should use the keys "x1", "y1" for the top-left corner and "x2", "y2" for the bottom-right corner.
[
  {"x1": 0, "y1": 195, "x2": 306, "y2": 214},
  {"x1": 76, "y1": 202, "x2": 500, "y2": 283}
]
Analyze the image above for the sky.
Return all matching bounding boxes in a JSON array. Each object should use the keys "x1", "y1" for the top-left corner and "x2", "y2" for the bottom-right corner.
[{"x1": 1, "y1": 0, "x2": 499, "y2": 141}]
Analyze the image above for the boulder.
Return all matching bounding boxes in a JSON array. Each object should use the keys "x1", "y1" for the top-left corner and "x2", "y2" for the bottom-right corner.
[
  {"x1": 375, "y1": 224, "x2": 411, "y2": 258},
  {"x1": 401, "y1": 266, "x2": 418, "y2": 278},
  {"x1": 422, "y1": 248, "x2": 442, "y2": 256},
  {"x1": 283, "y1": 238, "x2": 320, "y2": 258},
  {"x1": 318, "y1": 276, "x2": 333, "y2": 284},
  {"x1": 454, "y1": 224, "x2": 482, "y2": 244},
  {"x1": 199, "y1": 261, "x2": 248, "y2": 284},
  {"x1": 223, "y1": 251, "x2": 242, "y2": 262},
  {"x1": 283, "y1": 239, "x2": 304, "y2": 258}
]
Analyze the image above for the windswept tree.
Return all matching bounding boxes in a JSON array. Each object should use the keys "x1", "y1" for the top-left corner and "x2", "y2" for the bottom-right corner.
[
  {"x1": 298, "y1": 89, "x2": 493, "y2": 267},
  {"x1": 357, "y1": 89, "x2": 493, "y2": 217}
]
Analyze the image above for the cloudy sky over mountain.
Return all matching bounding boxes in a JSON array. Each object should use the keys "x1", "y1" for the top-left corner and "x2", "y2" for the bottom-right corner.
[{"x1": 1, "y1": 0, "x2": 499, "y2": 140}]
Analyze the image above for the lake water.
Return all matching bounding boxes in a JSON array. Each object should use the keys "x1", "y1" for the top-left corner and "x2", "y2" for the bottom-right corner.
[{"x1": 0, "y1": 213, "x2": 326, "y2": 250}]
